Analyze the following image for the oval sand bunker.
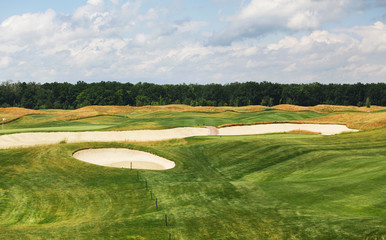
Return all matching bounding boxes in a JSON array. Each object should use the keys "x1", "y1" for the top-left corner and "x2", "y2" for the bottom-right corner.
[{"x1": 73, "y1": 148, "x2": 175, "y2": 170}]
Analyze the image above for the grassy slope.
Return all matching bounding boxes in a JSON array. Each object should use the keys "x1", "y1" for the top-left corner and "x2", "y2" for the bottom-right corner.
[
  {"x1": 0, "y1": 127, "x2": 385, "y2": 239},
  {"x1": 0, "y1": 143, "x2": 168, "y2": 239},
  {"x1": 145, "y1": 128, "x2": 386, "y2": 239},
  {"x1": 2, "y1": 104, "x2": 386, "y2": 134},
  {"x1": 0, "y1": 110, "x2": 327, "y2": 134}
]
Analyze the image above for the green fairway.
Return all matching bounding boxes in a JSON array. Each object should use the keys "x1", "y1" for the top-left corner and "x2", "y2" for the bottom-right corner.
[
  {"x1": 120, "y1": 110, "x2": 327, "y2": 130},
  {"x1": 0, "y1": 115, "x2": 115, "y2": 134},
  {"x1": 0, "y1": 126, "x2": 385, "y2": 239},
  {"x1": 1, "y1": 110, "x2": 328, "y2": 134}
]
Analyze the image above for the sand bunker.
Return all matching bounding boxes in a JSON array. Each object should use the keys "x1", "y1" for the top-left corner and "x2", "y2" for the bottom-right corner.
[
  {"x1": 0, "y1": 127, "x2": 209, "y2": 149},
  {"x1": 0, "y1": 124, "x2": 358, "y2": 149},
  {"x1": 217, "y1": 123, "x2": 357, "y2": 136},
  {"x1": 73, "y1": 148, "x2": 175, "y2": 170}
]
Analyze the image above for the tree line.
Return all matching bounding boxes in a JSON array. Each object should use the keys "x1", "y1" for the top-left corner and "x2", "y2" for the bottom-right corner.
[{"x1": 0, "y1": 81, "x2": 385, "y2": 109}]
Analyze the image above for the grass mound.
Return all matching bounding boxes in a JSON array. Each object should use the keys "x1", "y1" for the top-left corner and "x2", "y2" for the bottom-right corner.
[
  {"x1": 2, "y1": 104, "x2": 385, "y2": 134},
  {"x1": 1, "y1": 107, "x2": 328, "y2": 134},
  {"x1": 286, "y1": 129, "x2": 321, "y2": 134},
  {"x1": 297, "y1": 111, "x2": 386, "y2": 130},
  {"x1": 0, "y1": 107, "x2": 47, "y2": 123},
  {"x1": 274, "y1": 104, "x2": 386, "y2": 113}
]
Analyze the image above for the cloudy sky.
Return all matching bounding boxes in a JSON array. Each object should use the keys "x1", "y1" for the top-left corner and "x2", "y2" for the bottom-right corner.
[{"x1": 1, "y1": 0, "x2": 386, "y2": 84}]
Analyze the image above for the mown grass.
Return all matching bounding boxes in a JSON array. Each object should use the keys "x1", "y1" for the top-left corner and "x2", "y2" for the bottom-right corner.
[
  {"x1": 0, "y1": 143, "x2": 169, "y2": 239},
  {"x1": 1, "y1": 110, "x2": 328, "y2": 134},
  {"x1": 0, "y1": 126, "x2": 385, "y2": 239},
  {"x1": 121, "y1": 110, "x2": 326, "y2": 130}
]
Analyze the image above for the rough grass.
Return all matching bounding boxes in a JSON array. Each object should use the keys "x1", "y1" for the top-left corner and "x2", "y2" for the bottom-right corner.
[
  {"x1": 0, "y1": 108, "x2": 48, "y2": 123},
  {"x1": 0, "y1": 127, "x2": 385, "y2": 239},
  {"x1": 2, "y1": 104, "x2": 385, "y2": 135},
  {"x1": 286, "y1": 129, "x2": 321, "y2": 134},
  {"x1": 217, "y1": 111, "x2": 386, "y2": 130},
  {"x1": 274, "y1": 104, "x2": 386, "y2": 113},
  {"x1": 57, "y1": 105, "x2": 266, "y2": 120},
  {"x1": 1, "y1": 109, "x2": 328, "y2": 134},
  {"x1": 0, "y1": 105, "x2": 385, "y2": 239},
  {"x1": 296, "y1": 111, "x2": 386, "y2": 130}
]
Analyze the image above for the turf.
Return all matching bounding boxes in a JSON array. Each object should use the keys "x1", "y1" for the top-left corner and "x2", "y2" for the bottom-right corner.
[
  {"x1": 0, "y1": 127, "x2": 385, "y2": 239},
  {"x1": 120, "y1": 110, "x2": 326, "y2": 130},
  {"x1": 0, "y1": 110, "x2": 327, "y2": 134}
]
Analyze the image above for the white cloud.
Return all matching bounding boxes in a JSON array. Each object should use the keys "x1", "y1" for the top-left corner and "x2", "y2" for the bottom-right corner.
[
  {"x1": 0, "y1": 9, "x2": 57, "y2": 43},
  {"x1": 340, "y1": 64, "x2": 386, "y2": 77},
  {"x1": 347, "y1": 21, "x2": 386, "y2": 53},
  {"x1": 259, "y1": 23, "x2": 386, "y2": 83},
  {"x1": 0, "y1": 56, "x2": 11, "y2": 68},
  {"x1": 267, "y1": 36, "x2": 298, "y2": 51},
  {"x1": 283, "y1": 63, "x2": 297, "y2": 72},
  {"x1": 209, "y1": 0, "x2": 351, "y2": 45},
  {"x1": 88, "y1": 0, "x2": 104, "y2": 6},
  {"x1": 0, "y1": 0, "x2": 385, "y2": 84},
  {"x1": 174, "y1": 20, "x2": 207, "y2": 33}
]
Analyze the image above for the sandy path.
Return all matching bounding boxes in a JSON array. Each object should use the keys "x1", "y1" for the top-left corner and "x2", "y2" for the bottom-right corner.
[
  {"x1": 0, "y1": 124, "x2": 358, "y2": 149},
  {"x1": 73, "y1": 148, "x2": 175, "y2": 170},
  {"x1": 206, "y1": 126, "x2": 219, "y2": 136}
]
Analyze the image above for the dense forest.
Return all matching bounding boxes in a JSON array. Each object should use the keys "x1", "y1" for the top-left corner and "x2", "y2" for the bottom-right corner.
[{"x1": 0, "y1": 81, "x2": 385, "y2": 109}]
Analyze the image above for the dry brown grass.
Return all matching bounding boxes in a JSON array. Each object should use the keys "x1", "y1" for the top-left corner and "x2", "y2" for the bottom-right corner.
[
  {"x1": 311, "y1": 104, "x2": 386, "y2": 113},
  {"x1": 218, "y1": 112, "x2": 386, "y2": 130},
  {"x1": 50, "y1": 103, "x2": 386, "y2": 121},
  {"x1": 287, "y1": 130, "x2": 321, "y2": 135},
  {"x1": 58, "y1": 104, "x2": 266, "y2": 120},
  {"x1": 295, "y1": 112, "x2": 386, "y2": 130},
  {"x1": 273, "y1": 104, "x2": 310, "y2": 112},
  {"x1": 57, "y1": 106, "x2": 134, "y2": 120},
  {"x1": 0, "y1": 107, "x2": 48, "y2": 122},
  {"x1": 108, "y1": 122, "x2": 163, "y2": 131},
  {"x1": 2, "y1": 105, "x2": 385, "y2": 130},
  {"x1": 124, "y1": 138, "x2": 189, "y2": 146},
  {"x1": 273, "y1": 104, "x2": 386, "y2": 113},
  {"x1": 218, "y1": 121, "x2": 294, "y2": 128},
  {"x1": 132, "y1": 104, "x2": 265, "y2": 113}
]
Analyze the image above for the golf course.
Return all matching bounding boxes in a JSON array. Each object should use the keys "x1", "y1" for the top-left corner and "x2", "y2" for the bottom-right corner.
[{"x1": 0, "y1": 104, "x2": 385, "y2": 239}]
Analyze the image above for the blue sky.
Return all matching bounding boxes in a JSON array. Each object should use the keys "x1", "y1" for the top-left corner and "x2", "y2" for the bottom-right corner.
[{"x1": 0, "y1": 0, "x2": 385, "y2": 84}]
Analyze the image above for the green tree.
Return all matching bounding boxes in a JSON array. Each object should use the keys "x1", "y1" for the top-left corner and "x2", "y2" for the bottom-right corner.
[
  {"x1": 260, "y1": 98, "x2": 267, "y2": 106},
  {"x1": 268, "y1": 97, "x2": 274, "y2": 107},
  {"x1": 135, "y1": 95, "x2": 151, "y2": 106},
  {"x1": 365, "y1": 97, "x2": 371, "y2": 108}
]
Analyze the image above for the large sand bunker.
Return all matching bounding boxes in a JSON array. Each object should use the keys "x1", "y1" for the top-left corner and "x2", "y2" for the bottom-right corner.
[
  {"x1": 0, "y1": 124, "x2": 358, "y2": 149},
  {"x1": 217, "y1": 123, "x2": 357, "y2": 136},
  {"x1": 73, "y1": 148, "x2": 175, "y2": 170}
]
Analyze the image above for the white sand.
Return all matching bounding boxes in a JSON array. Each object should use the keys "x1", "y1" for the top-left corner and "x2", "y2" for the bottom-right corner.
[
  {"x1": 0, "y1": 127, "x2": 209, "y2": 149},
  {"x1": 218, "y1": 123, "x2": 358, "y2": 136},
  {"x1": 73, "y1": 148, "x2": 175, "y2": 170},
  {"x1": 0, "y1": 124, "x2": 358, "y2": 149},
  {"x1": 1, "y1": 124, "x2": 358, "y2": 170}
]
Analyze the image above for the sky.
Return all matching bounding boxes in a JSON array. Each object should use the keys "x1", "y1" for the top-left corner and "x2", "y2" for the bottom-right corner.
[{"x1": 0, "y1": 0, "x2": 386, "y2": 84}]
